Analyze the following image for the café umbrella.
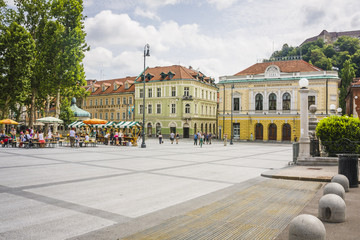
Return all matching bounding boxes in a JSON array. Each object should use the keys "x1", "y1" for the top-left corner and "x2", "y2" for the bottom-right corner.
[
  {"x1": 36, "y1": 116, "x2": 64, "y2": 124},
  {"x1": 83, "y1": 118, "x2": 108, "y2": 125},
  {"x1": 0, "y1": 119, "x2": 19, "y2": 125}
]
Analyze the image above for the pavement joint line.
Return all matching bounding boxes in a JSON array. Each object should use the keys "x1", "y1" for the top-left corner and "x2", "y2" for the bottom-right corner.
[{"x1": 0, "y1": 185, "x2": 132, "y2": 223}]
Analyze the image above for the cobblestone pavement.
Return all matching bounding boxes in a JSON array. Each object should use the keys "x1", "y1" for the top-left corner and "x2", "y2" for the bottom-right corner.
[{"x1": 0, "y1": 139, "x2": 292, "y2": 240}]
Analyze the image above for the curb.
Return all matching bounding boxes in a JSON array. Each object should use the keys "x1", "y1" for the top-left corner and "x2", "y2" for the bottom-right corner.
[{"x1": 261, "y1": 173, "x2": 332, "y2": 182}]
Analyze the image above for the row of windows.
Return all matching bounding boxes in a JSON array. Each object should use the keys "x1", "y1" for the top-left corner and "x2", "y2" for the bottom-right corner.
[
  {"x1": 91, "y1": 112, "x2": 132, "y2": 120},
  {"x1": 87, "y1": 97, "x2": 133, "y2": 107},
  {"x1": 139, "y1": 103, "x2": 216, "y2": 115},
  {"x1": 139, "y1": 87, "x2": 216, "y2": 101},
  {"x1": 232, "y1": 93, "x2": 316, "y2": 111},
  {"x1": 92, "y1": 82, "x2": 130, "y2": 93}
]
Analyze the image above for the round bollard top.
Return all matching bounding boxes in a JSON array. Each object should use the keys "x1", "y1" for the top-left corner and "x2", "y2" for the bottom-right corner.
[
  {"x1": 323, "y1": 182, "x2": 345, "y2": 199},
  {"x1": 318, "y1": 194, "x2": 346, "y2": 223},
  {"x1": 331, "y1": 174, "x2": 349, "y2": 192},
  {"x1": 289, "y1": 214, "x2": 326, "y2": 240}
]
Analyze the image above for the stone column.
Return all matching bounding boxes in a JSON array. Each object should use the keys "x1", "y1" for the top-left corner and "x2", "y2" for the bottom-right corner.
[{"x1": 298, "y1": 88, "x2": 310, "y2": 161}]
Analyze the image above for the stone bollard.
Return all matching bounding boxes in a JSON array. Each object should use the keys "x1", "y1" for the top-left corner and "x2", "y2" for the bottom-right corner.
[
  {"x1": 323, "y1": 182, "x2": 345, "y2": 199},
  {"x1": 318, "y1": 194, "x2": 346, "y2": 223},
  {"x1": 331, "y1": 174, "x2": 350, "y2": 192},
  {"x1": 288, "y1": 214, "x2": 326, "y2": 240}
]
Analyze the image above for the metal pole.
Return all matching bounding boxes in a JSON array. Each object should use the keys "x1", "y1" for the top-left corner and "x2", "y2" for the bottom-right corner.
[
  {"x1": 141, "y1": 44, "x2": 150, "y2": 148},
  {"x1": 230, "y1": 84, "x2": 234, "y2": 145}
]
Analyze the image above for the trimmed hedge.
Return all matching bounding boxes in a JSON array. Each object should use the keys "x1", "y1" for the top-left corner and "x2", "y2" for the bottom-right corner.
[{"x1": 316, "y1": 115, "x2": 360, "y2": 156}]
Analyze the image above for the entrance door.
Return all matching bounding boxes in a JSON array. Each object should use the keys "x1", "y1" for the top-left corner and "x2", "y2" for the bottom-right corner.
[
  {"x1": 183, "y1": 128, "x2": 189, "y2": 138},
  {"x1": 156, "y1": 123, "x2": 161, "y2": 137},
  {"x1": 147, "y1": 123, "x2": 152, "y2": 137},
  {"x1": 268, "y1": 124, "x2": 277, "y2": 141},
  {"x1": 282, "y1": 124, "x2": 291, "y2": 141},
  {"x1": 233, "y1": 123, "x2": 240, "y2": 139},
  {"x1": 255, "y1": 123, "x2": 263, "y2": 140}
]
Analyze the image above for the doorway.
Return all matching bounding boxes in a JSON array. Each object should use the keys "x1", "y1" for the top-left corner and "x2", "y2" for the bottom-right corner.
[
  {"x1": 255, "y1": 123, "x2": 263, "y2": 140},
  {"x1": 282, "y1": 124, "x2": 291, "y2": 141},
  {"x1": 268, "y1": 123, "x2": 277, "y2": 141}
]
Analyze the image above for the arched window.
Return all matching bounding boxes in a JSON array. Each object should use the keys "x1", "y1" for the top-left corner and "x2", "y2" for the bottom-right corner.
[
  {"x1": 255, "y1": 94, "x2": 263, "y2": 110},
  {"x1": 269, "y1": 93, "x2": 276, "y2": 110},
  {"x1": 282, "y1": 93, "x2": 291, "y2": 110},
  {"x1": 185, "y1": 104, "x2": 190, "y2": 114}
]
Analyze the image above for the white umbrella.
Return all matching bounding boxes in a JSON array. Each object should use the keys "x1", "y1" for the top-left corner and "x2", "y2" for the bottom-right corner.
[{"x1": 36, "y1": 116, "x2": 64, "y2": 124}]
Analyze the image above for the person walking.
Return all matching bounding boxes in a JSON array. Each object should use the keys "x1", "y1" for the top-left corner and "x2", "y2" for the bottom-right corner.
[
  {"x1": 224, "y1": 133, "x2": 228, "y2": 146},
  {"x1": 69, "y1": 128, "x2": 76, "y2": 148},
  {"x1": 194, "y1": 132, "x2": 198, "y2": 145},
  {"x1": 176, "y1": 132, "x2": 180, "y2": 144},
  {"x1": 209, "y1": 132, "x2": 212, "y2": 145},
  {"x1": 170, "y1": 132, "x2": 175, "y2": 144},
  {"x1": 199, "y1": 132, "x2": 204, "y2": 148},
  {"x1": 158, "y1": 132, "x2": 163, "y2": 144}
]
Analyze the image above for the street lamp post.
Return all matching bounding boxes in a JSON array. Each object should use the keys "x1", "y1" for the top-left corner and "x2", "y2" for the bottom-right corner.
[
  {"x1": 230, "y1": 83, "x2": 234, "y2": 145},
  {"x1": 298, "y1": 78, "x2": 310, "y2": 161},
  {"x1": 141, "y1": 44, "x2": 150, "y2": 148}
]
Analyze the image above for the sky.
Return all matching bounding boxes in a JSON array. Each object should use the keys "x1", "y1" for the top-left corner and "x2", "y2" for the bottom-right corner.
[{"x1": 7, "y1": 0, "x2": 360, "y2": 81}]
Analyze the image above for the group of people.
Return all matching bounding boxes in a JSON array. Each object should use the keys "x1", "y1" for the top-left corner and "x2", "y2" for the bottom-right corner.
[
  {"x1": 158, "y1": 132, "x2": 180, "y2": 144},
  {"x1": 69, "y1": 128, "x2": 90, "y2": 147},
  {"x1": 103, "y1": 130, "x2": 125, "y2": 146},
  {"x1": 69, "y1": 128, "x2": 131, "y2": 147},
  {"x1": 194, "y1": 132, "x2": 213, "y2": 147},
  {"x1": 1, "y1": 127, "x2": 61, "y2": 148}
]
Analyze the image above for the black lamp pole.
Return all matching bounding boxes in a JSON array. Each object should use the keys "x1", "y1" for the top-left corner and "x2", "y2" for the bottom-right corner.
[
  {"x1": 230, "y1": 83, "x2": 234, "y2": 145},
  {"x1": 141, "y1": 44, "x2": 150, "y2": 148}
]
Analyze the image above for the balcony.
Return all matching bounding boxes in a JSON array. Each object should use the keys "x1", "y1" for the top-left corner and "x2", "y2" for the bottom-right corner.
[{"x1": 182, "y1": 95, "x2": 193, "y2": 100}]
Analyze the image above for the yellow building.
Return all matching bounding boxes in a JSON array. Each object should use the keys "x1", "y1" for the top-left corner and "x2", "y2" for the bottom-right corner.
[
  {"x1": 218, "y1": 59, "x2": 340, "y2": 142},
  {"x1": 83, "y1": 77, "x2": 136, "y2": 121}
]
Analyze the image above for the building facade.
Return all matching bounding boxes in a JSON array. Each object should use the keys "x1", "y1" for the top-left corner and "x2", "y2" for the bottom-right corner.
[
  {"x1": 218, "y1": 60, "x2": 340, "y2": 142},
  {"x1": 345, "y1": 77, "x2": 360, "y2": 118},
  {"x1": 134, "y1": 65, "x2": 218, "y2": 138},
  {"x1": 83, "y1": 77, "x2": 136, "y2": 122}
]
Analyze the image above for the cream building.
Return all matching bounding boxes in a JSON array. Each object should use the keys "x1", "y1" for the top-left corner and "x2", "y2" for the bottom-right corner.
[
  {"x1": 83, "y1": 77, "x2": 136, "y2": 121},
  {"x1": 218, "y1": 59, "x2": 340, "y2": 142}
]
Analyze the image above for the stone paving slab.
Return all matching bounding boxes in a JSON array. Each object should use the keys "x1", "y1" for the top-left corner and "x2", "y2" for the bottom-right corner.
[
  {"x1": 121, "y1": 179, "x2": 322, "y2": 240},
  {"x1": 0, "y1": 139, "x2": 292, "y2": 240},
  {"x1": 276, "y1": 184, "x2": 360, "y2": 240}
]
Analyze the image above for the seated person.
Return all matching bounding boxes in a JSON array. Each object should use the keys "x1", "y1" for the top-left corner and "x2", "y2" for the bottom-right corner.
[
  {"x1": 55, "y1": 132, "x2": 60, "y2": 141},
  {"x1": 84, "y1": 134, "x2": 89, "y2": 146},
  {"x1": 38, "y1": 131, "x2": 45, "y2": 147},
  {"x1": 19, "y1": 132, "x2": 26, "y2": 148}
]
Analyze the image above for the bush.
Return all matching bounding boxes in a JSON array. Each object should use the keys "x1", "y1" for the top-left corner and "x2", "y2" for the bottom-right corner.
[{"x1": 316, "y1": 115, "x2": 360, "y2": 156}]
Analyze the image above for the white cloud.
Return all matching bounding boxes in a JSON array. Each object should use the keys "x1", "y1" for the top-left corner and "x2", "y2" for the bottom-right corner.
[
  {"x1": 140, "y1": 0, "x2": 180, "y2": 9},
  {"x1": 84, "y1": 0, "x2": 360, "y2": 81},
  {"x1": 134, "y1": 7, "x2": 161, "y2": 21},
  {"x1": 206, "y1": 0, "x2": 238, "y2": 10}
]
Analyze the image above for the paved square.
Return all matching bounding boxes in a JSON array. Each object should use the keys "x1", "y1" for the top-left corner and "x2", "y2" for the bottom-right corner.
[{"x1": 0, "y1": 139, "x2": 292, "y2": 240}]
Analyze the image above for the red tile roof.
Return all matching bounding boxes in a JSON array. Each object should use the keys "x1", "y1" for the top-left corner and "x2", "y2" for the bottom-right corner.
[
  {"x1": 136, "y1": 65, "x2": 214, "y2": 85},
  {"x1": 86, "y1": 76, "x2": 136, "y2": 96},
  {"x1": 234, "y1": 60, "x2": 322, "y2": 76}
]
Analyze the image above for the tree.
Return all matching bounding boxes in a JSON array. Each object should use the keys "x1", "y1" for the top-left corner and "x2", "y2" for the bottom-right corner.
[
  {"x1": 309, "y1": 48, "x2": 332, "y2": 70},
  {"x1": 0, "y1": 22, "x2": 35, "y2": 119},
  {"x1": 49, "y1": 0, "x2": 89, "y2": 126},
  {"x1": 351, "y1": 50, "x2": 360, "y2": 77},
  {"x1": 334, "y1": 36, "x2": 360, "y2": 55},
  {"x1": 12, "y1": 0, "x2": 88, "y2": 128},
  {"x1": 339, "y1": 60, "x2": 356, "y2": 114},
  {"x1": 14, "y1": 0, "x2": 50, "y2": 127}
]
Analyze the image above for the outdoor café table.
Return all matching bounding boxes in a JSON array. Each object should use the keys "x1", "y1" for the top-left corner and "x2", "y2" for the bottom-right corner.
[
  {"x1": 32, "y1": 139, "x2": 40, "y2": 148},
  {"x1": 11, "y1": 139, "x2": 18, "y2": 148}
]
